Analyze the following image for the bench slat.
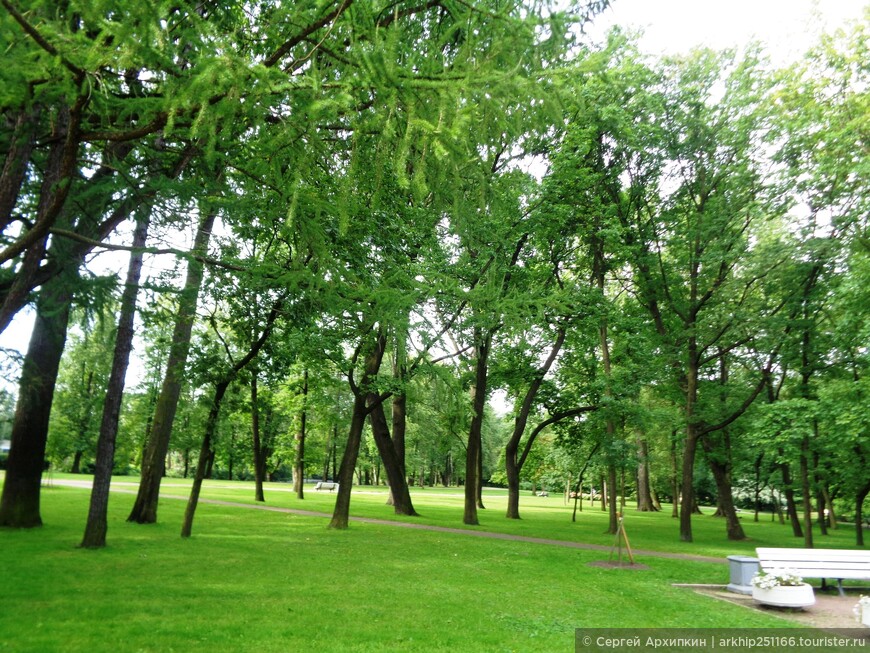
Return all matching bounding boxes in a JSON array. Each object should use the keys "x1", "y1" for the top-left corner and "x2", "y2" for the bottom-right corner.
[{"x1": 755, "y1": 547, "x2": 870, "y2": 580}]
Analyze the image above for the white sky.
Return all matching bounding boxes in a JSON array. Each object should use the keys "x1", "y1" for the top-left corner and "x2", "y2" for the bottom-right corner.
[
  {"x1": 2, "y1": 1, "x2": 869, "y2": 395},
  {"x1": 588, "y1": 0, "x2": 868, "y2": 61}
]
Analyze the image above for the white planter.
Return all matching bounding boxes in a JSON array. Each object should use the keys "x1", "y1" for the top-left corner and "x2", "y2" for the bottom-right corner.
[
  {"x1": 751, "y1": 583, "x2": 815, "y2": 608},
  {"x1": 862, "y1": 606, "x2": 870, "y2": 628}
]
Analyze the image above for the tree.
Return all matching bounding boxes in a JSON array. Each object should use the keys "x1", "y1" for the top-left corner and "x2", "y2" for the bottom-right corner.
[
  {"x1": 128, "y1": 210, "x2": 216, "y2": 524},
  {"x1": 551, "y1": 40, "x2": 789, "y2": 541},
  {"x1": 181, "y1": 298, "x2": 283, "y2": 537},
  {"x1": 81, "y1": 213, "x2": 149, "y2": 548}
]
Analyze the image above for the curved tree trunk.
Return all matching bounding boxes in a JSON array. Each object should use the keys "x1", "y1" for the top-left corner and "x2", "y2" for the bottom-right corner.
[
  {"x1": 505, "y1": 327, "x2": 566, "y2": 519},
  {"x1": 128, "y1": 212, "x2": 215, "y2": 524},
  {"x1": 81, "y1": 212, "x2": 148, "y2": 548}
]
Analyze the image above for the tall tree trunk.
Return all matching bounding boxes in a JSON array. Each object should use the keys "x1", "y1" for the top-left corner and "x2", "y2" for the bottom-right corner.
[
  {"x1": 753, "y1": 453, "x2": 764, "y2": 522},
  {"x1": 813, "y1": 450, "x2": 827, "y2": 536},
  {"x1": 464, "y1": 328, "x2": 490, "y2": 526},
  {"x1": 679, "y1": 349, "x2": 700, "y2": 542},
  {"x1": 181, "y1": 381, "x2": 229, "y2": 538},
  {"x1": 635, "y1": 436, "x2": 656, "y2": 511},
  {"x1": 251, "y1": 370, "x2": 266, "y2": 502},
  {"x1": 670, "y1": 430, "x2": 680, "y2": 518},
  {"x1": 799, "y1": 434, "x2": 814, "y2": 548},
  {"x1": 292, "y1": 370, "x2": 308, "y2": 500},
  {"x1": 0, "y1": 103, "x2": 83, "y2": 333},
  {"x1": 81, "y1": 212, "x2": 148, "y2": 548},
  {"x1": 128, "y1": 212, "x2": 215, "y2": 524},
  {"x1": 0, "y1": 271, "x2": 74, "y2": 527},
  {"x1": 386, "y1": 327, "x2": 408, "y2": 507}
]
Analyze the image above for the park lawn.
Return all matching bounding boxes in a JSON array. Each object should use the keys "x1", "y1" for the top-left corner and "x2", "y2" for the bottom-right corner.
[
  {"x1": 0, "y1": 481, "x2": 816, "y2": 653},
  {"x1": 82, "y1": 473, "x2": 863, "y2": 560}
]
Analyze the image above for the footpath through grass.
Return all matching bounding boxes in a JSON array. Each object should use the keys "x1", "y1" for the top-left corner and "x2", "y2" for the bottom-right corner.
[{"x1": 0, "y1": 475, "x2": 850, "y2": 653}]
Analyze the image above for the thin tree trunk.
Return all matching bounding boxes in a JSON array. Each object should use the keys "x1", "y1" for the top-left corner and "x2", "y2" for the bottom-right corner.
[
  {"x1": 293, "y1": 370, "x2": 308, "y2": 500},
  {"x1": 251, "y1": 371, "x2": 266, "y2": 502},
  {"x1": 181, "y1": 382, "x2": 229, "y2": 538},
  {"x1": 800, "y1": 434, "x2": 814, "y2": 548},
  {"x1": 753, "y1": 453, "x2": 764, "y2": 523},
  {"x1": 128, "y1": 212, "x2": 215, "y2": 524},
  {"x1": 814, "y1": 450, "x2": 827, "y2": 536},
  {"x1": 822, "y1": 486, "x2": 836, "y2": 530},
  {"x1": 677, "y1": 342, "x2": 703, "y2": 543},
  {"x1": 179, "y1": 299, "x2": 282, "y2": 537},
  {"x1": 386, "y1": 327, "x2": 408, "y2": 507},
  {"x1": 80, "y1": 213, "x2": 148, "y2": 547},
  {"x1": 505, "y1": 327, "x2": 566, "y2": 519},
  {"x1": 779, "y1": 458, "x2": 803, "y2": 537},
  {"x1": 464, "y1": 329, "x2": 490, "y2": 526},
  {"x1": 670, "y1": 430, "x2": 680, "y2": 518}
]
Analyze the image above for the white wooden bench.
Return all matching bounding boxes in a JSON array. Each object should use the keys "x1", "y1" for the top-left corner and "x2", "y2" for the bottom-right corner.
[
  {"x1": 756, "y1": 547, "x2": 870, "y2": 596},
  {"x1": 314, "y1": 481, "x2": 339, "y2": 492}
]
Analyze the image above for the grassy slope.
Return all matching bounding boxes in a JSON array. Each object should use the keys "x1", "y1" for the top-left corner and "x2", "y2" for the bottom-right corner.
[{"x1": 0, "y1": 476, "x2": 854, "y2": 653}]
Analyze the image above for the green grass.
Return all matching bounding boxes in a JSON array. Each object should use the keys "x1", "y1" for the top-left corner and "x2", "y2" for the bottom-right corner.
[
  {"x1": 91, "y1": 473, "x2": 861, "y2": 559},
  {"x1": 0, "y1": 475, "x2": 857, "y2": 653}
]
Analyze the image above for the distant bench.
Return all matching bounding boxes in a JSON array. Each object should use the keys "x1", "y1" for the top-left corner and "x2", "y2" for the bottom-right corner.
[
  {"x1": 756, "y1": 547, "x2": 870, "y2": 596},
  {"x1": 314, "y1": 481, "x2": 339, "y2": 492}
]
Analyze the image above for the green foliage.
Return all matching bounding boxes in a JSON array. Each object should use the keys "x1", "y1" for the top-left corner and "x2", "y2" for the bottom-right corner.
[{"x1": 46, "y1": 312, "x2": 116, "y2": 471}]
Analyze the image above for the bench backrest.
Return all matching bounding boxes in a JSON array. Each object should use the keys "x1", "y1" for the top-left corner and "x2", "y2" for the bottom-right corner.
[{"x1": 756, "y1": 547, "x2": 870, "y2": 580}]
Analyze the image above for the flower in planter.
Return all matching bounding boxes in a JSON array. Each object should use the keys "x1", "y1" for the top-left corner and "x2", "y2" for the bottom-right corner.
[
  {"x1": 854, "y1": 595, "x2": 870, "y2": 623},
  {"x1": 750, "y1": 569, "x2": 804, "y2": 590}
]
